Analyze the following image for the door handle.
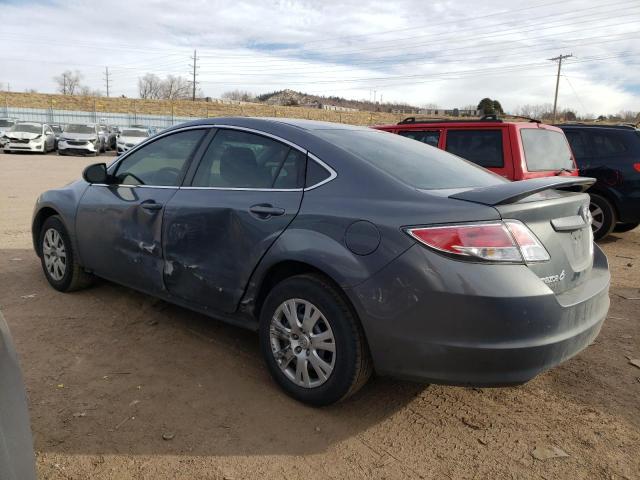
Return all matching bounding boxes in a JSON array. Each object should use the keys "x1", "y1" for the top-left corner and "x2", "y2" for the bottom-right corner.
[
  {"x1": 249, "y1": 204, "x2": 285, "y2": 217},
  {"x1": 140, "y1": 201, "x2": 163, "y2": 211}
]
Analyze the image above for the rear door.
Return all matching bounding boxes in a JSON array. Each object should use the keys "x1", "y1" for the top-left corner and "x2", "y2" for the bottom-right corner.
[
  {"x1": 162, "y1": 128, "x2": 306, "y2": 313},
  {"x1": 444, "y1": 127, "x2": 513, "y2": 179}
]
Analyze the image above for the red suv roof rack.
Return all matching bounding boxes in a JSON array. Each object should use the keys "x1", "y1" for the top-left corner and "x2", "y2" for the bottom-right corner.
[{"x1": 398, "y1": 116, "x2": 503, "y2": 125}]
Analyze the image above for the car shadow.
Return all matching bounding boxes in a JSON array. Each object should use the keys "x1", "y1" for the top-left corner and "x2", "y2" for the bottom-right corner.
[{"x1": 0, "y1": 249, "x2": 425, "y2": 457}]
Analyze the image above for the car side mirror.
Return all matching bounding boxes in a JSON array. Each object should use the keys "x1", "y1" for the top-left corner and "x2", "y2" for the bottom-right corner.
[{"x1": 82, "y1": 163, "x2": 109, "y2": 184}]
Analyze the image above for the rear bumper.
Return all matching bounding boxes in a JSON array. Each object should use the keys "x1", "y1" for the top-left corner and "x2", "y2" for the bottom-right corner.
[{"x1": 348, "y1": 243, "x2": 610, "y2": 386}]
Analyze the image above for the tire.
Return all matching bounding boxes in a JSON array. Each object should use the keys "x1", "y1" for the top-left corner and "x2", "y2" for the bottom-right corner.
[
  {"x1": 589, "y1": 193, "x2": 616, "y2": 240},
  {"x1": 613, "y1": 222, "x2": 640, "y2": 233},
  {"x1": 259, "y1": 274, "x2": 372, "y2": 406},
  {"x1": 39, "y1": 215, "x2": 93, "y2": 292}
]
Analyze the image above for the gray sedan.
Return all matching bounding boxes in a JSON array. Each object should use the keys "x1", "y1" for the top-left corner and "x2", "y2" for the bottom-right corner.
[{"x1": 31, "y1": 117, "x2": 610, "y2": 405}]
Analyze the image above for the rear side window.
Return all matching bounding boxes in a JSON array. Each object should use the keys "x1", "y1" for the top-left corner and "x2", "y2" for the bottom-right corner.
[
  {"x1": 314, "y1": 129, "x2": 504, "y2": 190},
  {"x1": 521, "y1": 129, "x2": 574, "y2": 171},
  {"x1": 445, "y1": 130, "x2": 504, "y2": 168},
  {"x1": 399, "y1": 130, "x2": 440, "y2": 147},
  {"x1": 587, "y1": 131, "x2": 628, "y2": 156},
  {"x1": 563, "y1": 130, "x2": 587, "y2": 160},
  {"x1": 192, "y1": 129, "x2": 306, "y2": 189}
]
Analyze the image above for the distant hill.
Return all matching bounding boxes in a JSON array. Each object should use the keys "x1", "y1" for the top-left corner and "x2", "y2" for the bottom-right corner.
[{"x1": 256, "y1": 89, "x2": 420, "y2": 113}]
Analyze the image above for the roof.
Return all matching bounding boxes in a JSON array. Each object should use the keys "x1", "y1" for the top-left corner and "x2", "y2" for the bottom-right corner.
[
  {"x1": 555, "y1": 123, "x2": 638, "y2": 131},
  {"x1": 177, "y1": 116, "x2": 367, "y2": 132}
]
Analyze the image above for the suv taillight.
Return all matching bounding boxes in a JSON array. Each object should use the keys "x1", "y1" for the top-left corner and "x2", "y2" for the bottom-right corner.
[{"x1": 406, "y1": 220, "x2": 549, "y2": 263}]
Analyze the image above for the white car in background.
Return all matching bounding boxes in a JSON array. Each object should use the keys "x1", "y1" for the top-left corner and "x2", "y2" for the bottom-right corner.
[
  {"x1": 117, "y1": 127, "x2": 150, "y2": 154},
  {"x1": 2, "y1": 122, "x2": 56, "y2": 154},
  {"x1": 58, "y1": 124, "x2": 102, "y2": 156},
  {"x1": 0, "y1": 118, "x2": 17, "y2": 149}
]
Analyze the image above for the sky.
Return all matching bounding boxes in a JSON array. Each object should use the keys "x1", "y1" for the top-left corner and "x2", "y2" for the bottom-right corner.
[{"x1": 0, "y1": 0, "x2": 639, "y2": 116}]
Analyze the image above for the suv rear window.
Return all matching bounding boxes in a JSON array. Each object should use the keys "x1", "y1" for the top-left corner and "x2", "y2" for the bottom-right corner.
[
  {"x1": 445, "y1": 130, "x2": 504, "y2": 168},
  {"x1": 315, "y1": 129, "x2": 504, "y2": 190},
  {"x1": 521, "y1": 129, "x2": 574, "y2": 171},
  {"x1": 398, "y1": 130, "x2": 440, "y2": 147}
]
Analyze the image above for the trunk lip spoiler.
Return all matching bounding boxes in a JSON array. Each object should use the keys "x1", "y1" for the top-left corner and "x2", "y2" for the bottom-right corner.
[{"x1": 449, "y1": 177, "x2": 595, "y2": 206}]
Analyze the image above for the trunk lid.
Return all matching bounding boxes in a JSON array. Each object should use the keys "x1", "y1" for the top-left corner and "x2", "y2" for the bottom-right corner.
[{"x1": 451, "y1": 177, "x2": 596, "y2": 294}]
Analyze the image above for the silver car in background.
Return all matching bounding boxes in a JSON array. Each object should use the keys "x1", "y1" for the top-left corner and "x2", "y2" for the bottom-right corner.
[
  {"x1": 2, "y1": 122, "x2": 56, "y2": 153},
  {"x1": 58, "y1": 123, "x2": 102, "y2": 156},
  {"x1": 116, "y1": 127, "x2": 150, "y2": 153}
]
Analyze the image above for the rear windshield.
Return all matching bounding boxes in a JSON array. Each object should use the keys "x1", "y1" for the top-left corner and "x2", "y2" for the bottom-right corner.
[
  {"x1": 315, "y1": 129, "x2": 505, "y2": 190},
  {"x1": 65, "y1": 124, "x2": 96, "y2": 134},
  {"x1": 521, "y1": 129, "x2": 574, "y2": 171}
]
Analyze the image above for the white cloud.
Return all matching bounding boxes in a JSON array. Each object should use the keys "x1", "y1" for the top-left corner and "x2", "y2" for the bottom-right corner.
[{"x1": 0, "y1": 0, "x2": 638, "y2": 115}]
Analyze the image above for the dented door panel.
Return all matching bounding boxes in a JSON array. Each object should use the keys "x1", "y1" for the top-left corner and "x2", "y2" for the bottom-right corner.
[
  {"x1": 75, "y1": 185, "x2": 178, "y2": 293},
  {"x1": 162, "y1": 189, "x2": 303, "y2": 313}
]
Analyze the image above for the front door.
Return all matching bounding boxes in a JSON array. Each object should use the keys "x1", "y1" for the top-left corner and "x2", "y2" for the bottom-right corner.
[
  {"x1": 162, "y1": 128, "x2": 306, "y2": 313},
  {"x1": 75, "y1": 128, "x2": 208, "y2": 294}
]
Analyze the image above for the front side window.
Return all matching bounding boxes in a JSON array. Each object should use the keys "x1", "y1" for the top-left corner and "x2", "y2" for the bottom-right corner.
[
  {"x1": 192, "y1": 129, "x2": 306, "y2": 189},
  {"x1": 114, "y1": 129, "x2": 206, "y2": 186},
  {"x1": 399, "y1": 130, "x2": 440, "y2": 147},
  {"x1": 445, "y1": 129, "x2": 504, "y2": 168},
  {"x1": 521, "y1": 129, "x2": 574, "y2": 171}
]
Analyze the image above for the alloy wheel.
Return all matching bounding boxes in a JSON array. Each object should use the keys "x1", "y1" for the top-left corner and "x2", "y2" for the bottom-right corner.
[
  {"x1": 269, "y1": 298, "x2": 336, "y2": 388},
  {"x1": 42, "y1": 228, "x2": 67, "y2": 281},
  {"x1": 589, "y1": 202, "x2": 604, "y2": 235}
]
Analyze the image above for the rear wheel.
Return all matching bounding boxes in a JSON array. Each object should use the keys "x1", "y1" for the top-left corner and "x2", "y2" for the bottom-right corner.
[
  {"x1": 39, "y1": 215, "x2": 93, "y2": 292},
  {"x1": 259, "y1": 274, "x2": 372, "y2": 406},
  {"x1": 613, "y1": 222, "x2": 639, "y2": 233},
  {"x1": 589, "y1": 193, "x2": 616, "y2": 240}
]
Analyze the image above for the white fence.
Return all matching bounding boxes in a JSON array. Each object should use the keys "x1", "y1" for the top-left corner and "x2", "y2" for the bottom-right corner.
[{"x1": 1, "y1": 106, "x2": 198, "y2": 128}]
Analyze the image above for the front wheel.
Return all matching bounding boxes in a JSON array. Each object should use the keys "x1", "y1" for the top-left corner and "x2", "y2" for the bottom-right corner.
[
  {"x1": 259, "y1": 274, "x2": 372, "y2": 406},
  {"x1": 589, "y1": 193, "x2": 616, "y2": 240},
  {"x1": 39, "y1": 215, "x2": 93, "y2": 292}
]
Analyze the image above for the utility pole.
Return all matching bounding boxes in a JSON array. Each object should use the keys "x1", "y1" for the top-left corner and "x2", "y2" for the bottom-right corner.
[
  {"x1": 189, "y1": 49, "x2": 199, "y2": 101},
  {"x1": 549, "y1": 53, "x2": 572, "y2": 122},
  {"x1": 104, "y1": 66, "x2": 111, "y2": 97}
]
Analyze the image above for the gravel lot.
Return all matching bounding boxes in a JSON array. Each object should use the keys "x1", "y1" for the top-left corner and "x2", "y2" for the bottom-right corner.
[{"x1": 0, "y1": 152, "x2": 639, "y2": 479}]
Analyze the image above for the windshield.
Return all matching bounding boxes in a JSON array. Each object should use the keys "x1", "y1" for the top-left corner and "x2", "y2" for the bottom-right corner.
[
  {"x1": 65, "y1": 124, "x2": 96, "y2": 134},
  {"x1": 315, "y1": 129, "x2": 505, "y2": 190},
  {"x1": 521, "y1": 129, "x2": 574, "y2": 171},
  {"x1": 0, "y1": 120, "x2": 15, "y2": 128},
  {"x1": 122, "y1": 129, "x2": 149, "y2": 137},
  {"x1": 51, "y1": 125, "x2": 62, "y2": 134},
  {"x1": 11, "y1": 123, "x2": 42, "y2": 134}
]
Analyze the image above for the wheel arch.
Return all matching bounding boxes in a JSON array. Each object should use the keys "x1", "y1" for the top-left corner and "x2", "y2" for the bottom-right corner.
[{"x1": 32, "y1": 206, "x2": 61, "y2": 256}]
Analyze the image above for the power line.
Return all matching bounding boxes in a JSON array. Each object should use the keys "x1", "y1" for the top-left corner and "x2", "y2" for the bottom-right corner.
[{"x1": 550, "y1": 53, "x2": 573, "y2": 122}]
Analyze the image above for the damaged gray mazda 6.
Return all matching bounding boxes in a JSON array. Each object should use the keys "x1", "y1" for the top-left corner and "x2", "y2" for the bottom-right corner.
[{"x1": 32, "y1": 117, "x2": 610, "y2": 406}]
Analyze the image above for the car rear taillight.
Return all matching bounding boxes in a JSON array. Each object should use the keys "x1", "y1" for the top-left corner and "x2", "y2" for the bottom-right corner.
[
  {"x1": 633, "y1": 163, "x2": 640, "y2": 173},
  {"x1": 406, "y1": 221, "x2": 549, "y2": 263}
]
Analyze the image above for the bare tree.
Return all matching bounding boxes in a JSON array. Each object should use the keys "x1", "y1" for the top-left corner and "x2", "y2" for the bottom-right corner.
[
  {"x1": 79, "y1": 86, "x2": 103, "y2": 97},
  {"x1": 162, "y1": 75, "x2": 191, "y2": 100},
  {"x1": 54, "y1": 70, "x2": 83, "y2": 95},
  {"x1": 221, "y1": 89, "x2": 255, "y2": 102},
  {"x1": 138, "y1": 73, "x2": 163, "y2": 99}
]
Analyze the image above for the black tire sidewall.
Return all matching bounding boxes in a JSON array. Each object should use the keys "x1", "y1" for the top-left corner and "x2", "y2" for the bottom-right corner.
[
  {"x1": 259, "y1": 275, "x2": 360, "y2": 406},
  {"x1": 589, "y1": 193, "x2": 616, "y2": 240},
  {"x1": 39, "y1": 216, "x2": 75, "y2": 292}
]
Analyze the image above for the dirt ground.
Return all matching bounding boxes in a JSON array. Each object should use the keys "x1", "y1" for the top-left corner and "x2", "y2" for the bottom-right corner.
[{"x1": 0, "y1": 152, "x2": 638, "y2": 480}]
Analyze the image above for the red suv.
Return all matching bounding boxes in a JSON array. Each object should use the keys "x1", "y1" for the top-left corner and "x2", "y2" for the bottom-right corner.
[{"x1": 374, "y1": 116, "x2": 578, "y2": 180}]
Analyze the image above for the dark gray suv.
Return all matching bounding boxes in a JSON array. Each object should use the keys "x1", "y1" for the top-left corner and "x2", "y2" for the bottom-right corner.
[{"x1": 32, "y1": 118, "x2": 610, "y2": 405}]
